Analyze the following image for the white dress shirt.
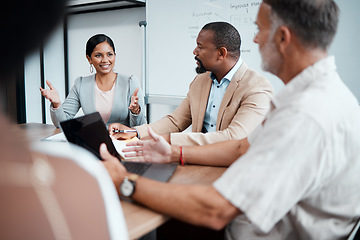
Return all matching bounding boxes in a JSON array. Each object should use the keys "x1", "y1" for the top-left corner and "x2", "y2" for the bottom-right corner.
[{"x1": 213, "y1": 56, "x2": 360, "y2": 239}]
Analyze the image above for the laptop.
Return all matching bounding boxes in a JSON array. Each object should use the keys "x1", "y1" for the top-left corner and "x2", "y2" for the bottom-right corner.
[{"x1": 60, "y1": 112, "x2": 177, "y2": 182}]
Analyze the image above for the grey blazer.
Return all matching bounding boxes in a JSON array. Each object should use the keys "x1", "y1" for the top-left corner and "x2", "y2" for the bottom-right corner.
[{"x1": 50, "y1": 73, "x2": 147, "y2": 128}]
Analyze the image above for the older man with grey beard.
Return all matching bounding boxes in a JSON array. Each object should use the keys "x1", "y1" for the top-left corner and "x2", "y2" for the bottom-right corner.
[{"x1": 101, "y1": 0, "x2": 360, "y2": 239}]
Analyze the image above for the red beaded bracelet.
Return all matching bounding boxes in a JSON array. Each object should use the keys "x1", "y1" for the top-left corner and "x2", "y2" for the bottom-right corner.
[{"x1": 179, "y1": 146, "x2": 185, "y2": 166}]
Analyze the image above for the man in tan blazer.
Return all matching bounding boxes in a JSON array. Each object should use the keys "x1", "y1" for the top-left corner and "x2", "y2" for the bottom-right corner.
[{"x1": 109, "y1": 22, "x2": 273, "y2": 146}]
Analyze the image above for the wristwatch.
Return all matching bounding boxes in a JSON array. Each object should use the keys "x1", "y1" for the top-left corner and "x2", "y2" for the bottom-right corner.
[{"x1": 120, "y1": 174, "x2": 140, "y2": 198}]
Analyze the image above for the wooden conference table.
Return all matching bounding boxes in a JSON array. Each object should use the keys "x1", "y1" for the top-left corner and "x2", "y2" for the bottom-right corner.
[{"x1": 20, "y1": 123, "x2": 227, "y2": 239}]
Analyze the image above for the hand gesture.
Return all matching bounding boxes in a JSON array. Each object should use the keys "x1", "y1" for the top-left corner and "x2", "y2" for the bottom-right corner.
[
  {"x1": 108, "y1": 122, "x2": 137, "y2": 140},
  {"x1": 39, "y1": 80, "x2": 61, "y2": 108},
  {"x1": 128, "y1": 88, "x2": 140, "y2": 114},
  {"x1": 100, "y1": 143, "x2": 127, "y2": 192},
  {"x1": 122, "y1": 127, "x2": 172, "y2": 163}
]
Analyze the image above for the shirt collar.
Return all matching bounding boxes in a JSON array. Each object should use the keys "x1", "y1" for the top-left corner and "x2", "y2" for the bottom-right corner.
[
  {"x1": 272, "y1": 56, "x2": 336, "y2": 109},
  {"x1": 210, "y1": 57, "x2": 243, "y2": 83}
]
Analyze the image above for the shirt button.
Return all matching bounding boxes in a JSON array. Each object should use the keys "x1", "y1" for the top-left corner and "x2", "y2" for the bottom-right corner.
[
  {"x1": 217, "y1": 86, "x2": 220, "y2": 88},
  {"x1": 211, "y1": 124, "x2": 214, "y2": 127},
  {"x1": 213, "y1": 105, "x2": 215, "y2": 108}
]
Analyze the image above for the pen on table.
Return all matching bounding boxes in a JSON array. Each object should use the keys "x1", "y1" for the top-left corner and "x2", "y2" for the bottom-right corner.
[{"x1": 113, "y1": 129, "x2": 138, "y2": 133}]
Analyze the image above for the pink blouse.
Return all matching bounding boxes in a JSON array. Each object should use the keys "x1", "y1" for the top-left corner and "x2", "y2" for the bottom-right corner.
[{"x1": 94, "y1": 82, "x2": 116, "y2": 123}]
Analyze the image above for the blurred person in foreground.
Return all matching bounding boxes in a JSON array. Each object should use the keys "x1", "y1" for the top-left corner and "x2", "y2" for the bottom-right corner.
[{"x1": 0, "y1": 1, "x2": 128, "y2": 239}]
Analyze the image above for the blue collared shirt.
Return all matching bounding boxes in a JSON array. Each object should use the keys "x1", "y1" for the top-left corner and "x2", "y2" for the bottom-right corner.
[{"x1": 202, "y1": 57, "x2": 243, "y2": 133}]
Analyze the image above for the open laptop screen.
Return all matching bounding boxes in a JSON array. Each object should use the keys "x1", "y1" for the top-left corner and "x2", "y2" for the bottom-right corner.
[
  {"x1": 60, "y1": 112, "x2": 178, "y2": 182},
  {"x1": 60, "y1": 112, "x2": 121, "y2": 161}
]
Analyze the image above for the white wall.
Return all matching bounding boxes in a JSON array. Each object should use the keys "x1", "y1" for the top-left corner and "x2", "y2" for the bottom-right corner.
[
  {"x1": 43, "y1": 24, "x2": 66, "y2": 124},
  {"x1": 25, "y1": 23, "x2": 66, "y2": 125},
  {"x1": 329, "y1": 0, "x2": 360, "y2": 102},
  {"x1": 24, "y1": 49, "x2": 42, "y2": 123}
]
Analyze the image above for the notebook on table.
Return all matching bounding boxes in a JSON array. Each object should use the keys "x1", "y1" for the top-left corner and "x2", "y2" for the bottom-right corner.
[{"x1": 60, "y1": 112, "x2": 177, "y2": 182}]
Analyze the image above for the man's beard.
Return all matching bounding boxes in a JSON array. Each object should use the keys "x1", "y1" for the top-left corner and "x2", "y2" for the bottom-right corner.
[
  {"x1": 195, "y1": 56, "x2": 207, "y2": 74},
  {"x1": 260, "y1": 26, "x2": 283, "y2": 75}
]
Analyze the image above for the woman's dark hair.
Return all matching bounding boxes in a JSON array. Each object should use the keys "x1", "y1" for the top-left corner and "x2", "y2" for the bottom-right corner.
[{"x1": 86, "y1": 34, "x2": 116, "y2": 57}]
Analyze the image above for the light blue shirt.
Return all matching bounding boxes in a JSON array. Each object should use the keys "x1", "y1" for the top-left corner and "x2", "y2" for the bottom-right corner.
[{"x1": 202, "y1": 57, "x2": 243, "y2": 133}]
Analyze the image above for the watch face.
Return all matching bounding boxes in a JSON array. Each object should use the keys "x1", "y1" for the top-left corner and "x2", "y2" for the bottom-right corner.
[{"x1": 120, "y1": 178, "x2": 135, "y2": 197}]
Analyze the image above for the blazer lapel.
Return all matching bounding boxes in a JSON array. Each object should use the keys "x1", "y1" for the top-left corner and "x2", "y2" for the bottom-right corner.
[
  {"x1": 88, "y1": 75, "x2": 97, "y2": 113},
  {"x1": 194, "y1": 73, "x2": 212, "y2": 132},
  {"x1": 216, "y1": 62, "x2": 248, "y2": 129}
]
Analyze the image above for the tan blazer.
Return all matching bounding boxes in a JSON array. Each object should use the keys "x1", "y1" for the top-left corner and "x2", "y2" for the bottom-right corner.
[{"x1": 136, "y1": 62, "x2": 274, "y2": 146}]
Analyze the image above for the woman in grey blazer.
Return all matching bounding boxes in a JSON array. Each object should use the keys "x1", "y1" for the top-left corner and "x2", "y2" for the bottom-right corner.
[{"x1": 40, "y1": 34, "x2": 147, "y2": 128}]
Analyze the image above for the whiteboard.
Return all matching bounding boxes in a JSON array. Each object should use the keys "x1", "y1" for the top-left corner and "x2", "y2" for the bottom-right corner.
[
  {"x1": 147, "y1": 0, "x2": 282, "y2": 98},
  {"x1": 147, "y1": 0, "x2": 360, "y2": 102}
]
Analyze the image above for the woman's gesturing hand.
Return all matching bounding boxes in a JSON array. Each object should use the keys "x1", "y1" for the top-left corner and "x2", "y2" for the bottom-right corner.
[{"x1": 39, "y1": 80, "x2": 61, "y2": 108}]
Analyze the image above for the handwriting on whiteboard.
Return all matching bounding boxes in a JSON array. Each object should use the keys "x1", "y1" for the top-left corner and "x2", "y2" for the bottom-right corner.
[{"x1": 188, "y1": 0, "x2": 261, "y2": 41}]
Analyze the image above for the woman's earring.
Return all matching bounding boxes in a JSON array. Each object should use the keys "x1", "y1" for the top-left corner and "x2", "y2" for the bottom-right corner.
[{"x1": 90, "y1": 64, "x2": 94, "y2": 73}]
